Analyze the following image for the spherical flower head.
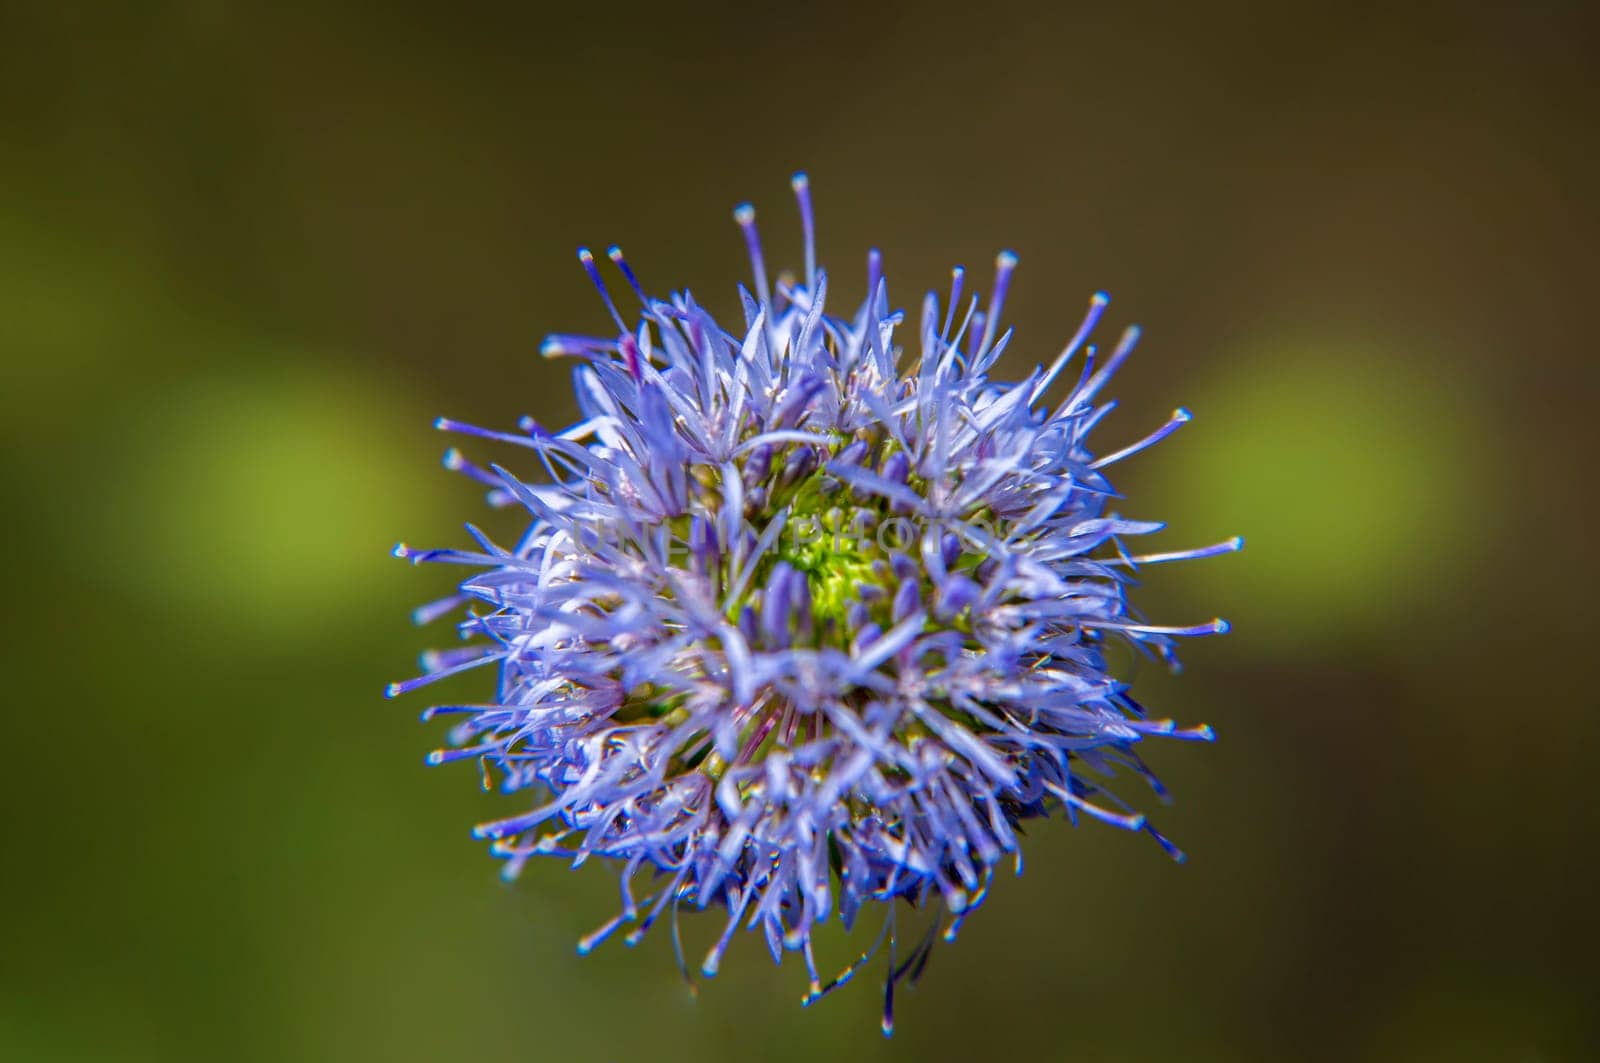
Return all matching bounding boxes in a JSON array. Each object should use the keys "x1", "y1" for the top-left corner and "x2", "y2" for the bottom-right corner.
[{"x1": 390, "y1": 174, "x2": 1239, "y2": 1034}]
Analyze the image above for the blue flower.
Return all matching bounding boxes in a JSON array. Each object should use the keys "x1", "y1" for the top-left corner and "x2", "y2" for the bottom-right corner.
[{"x1": 390, "y1": 174, "x2": 1238, "y2": 1034}]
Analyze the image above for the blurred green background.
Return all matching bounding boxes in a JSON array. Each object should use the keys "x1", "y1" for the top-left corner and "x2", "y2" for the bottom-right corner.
[{"x1": 4, "y1": 2, "x2": 1596, "y2": 1060}]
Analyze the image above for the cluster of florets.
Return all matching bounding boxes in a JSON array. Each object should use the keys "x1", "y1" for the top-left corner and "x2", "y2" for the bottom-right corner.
[{"x1": 390, "y1": 174, "x2": 1237, "y2": 1034}]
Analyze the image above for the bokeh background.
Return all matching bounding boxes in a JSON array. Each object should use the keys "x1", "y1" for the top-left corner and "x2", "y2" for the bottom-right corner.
[{"x1": 4, "y1": 2, "x2": 1597, "y2": 1059}]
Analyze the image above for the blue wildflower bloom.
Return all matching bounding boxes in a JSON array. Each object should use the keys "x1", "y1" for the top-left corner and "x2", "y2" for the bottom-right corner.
[{"x1": 390, "y1": 174, "x2": 1238, "y2": 1034}]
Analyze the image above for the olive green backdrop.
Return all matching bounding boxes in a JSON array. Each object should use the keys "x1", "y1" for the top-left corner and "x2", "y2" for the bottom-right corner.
[{"x1": 3, "y1": 2, "x2": 1596, "y2": 1060}]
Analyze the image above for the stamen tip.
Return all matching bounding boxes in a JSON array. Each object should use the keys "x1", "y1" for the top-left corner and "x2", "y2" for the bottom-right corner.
[
  {"x1": 576, "y1": 247, "x2": 595, "y2": 264},
  {"x1": 733, "y1": 203, "x2": 755, "y2": 226},
  {"x1": 1174, "y1": 407, "x2": 1193, "y2": 422},
  {"x1": 382, "y1": 682, "x2": 403, "y2": 699},
  {"x1": 790, "y1": 171, "x2": 809, "y2": 191},
  {"x1": 996, "y1": 249, "x2": 1019, "y2": 269}
]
